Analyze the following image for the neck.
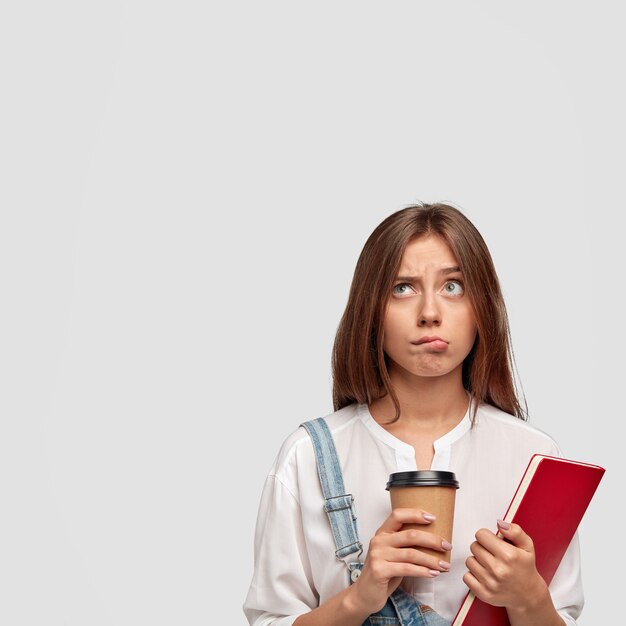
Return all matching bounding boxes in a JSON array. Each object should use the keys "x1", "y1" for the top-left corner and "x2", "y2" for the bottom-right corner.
[{"x1": 370, "y1": 366, "x2": 470, "y2": 429}]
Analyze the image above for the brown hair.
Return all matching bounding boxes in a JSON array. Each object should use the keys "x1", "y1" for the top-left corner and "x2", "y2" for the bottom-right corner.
[{"x1": 331, "y1": 202, "x2": 528, "y2": 425}]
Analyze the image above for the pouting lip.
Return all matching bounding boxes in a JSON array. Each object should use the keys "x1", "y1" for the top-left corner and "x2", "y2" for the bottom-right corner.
[{"x1": 411, "y1": 336, "x2": 448, "y2": 345}]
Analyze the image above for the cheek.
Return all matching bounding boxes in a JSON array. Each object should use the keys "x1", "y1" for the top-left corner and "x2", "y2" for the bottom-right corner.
[
  {"x1": 464, "y1": 316, "x2": 478, "y2": 345},
  {"x1": 381, "y1": 318, "x2": 403, "y2": 356},
  {"x1": 458, "y1": 306, "x2": 477, "y2": 333},
  {"x1": 466, "y1": 315, "x2": 478, "y2": 336},
  {"x1": 382, "y1": 309, "x2": 405, "y2": 340}
]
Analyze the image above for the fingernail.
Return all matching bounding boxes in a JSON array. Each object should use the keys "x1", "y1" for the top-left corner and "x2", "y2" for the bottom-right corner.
[
  {"x1": 497, "y1": 519, "x2": 511, "y2": 530},
  {"x1": 441, "y1": 540, "x2": 453, "y2": 551},
  {"x1": 439, "y1": 560, "x2": 451, "y2": 570},
  {"x1": 428, "y1": 569, "x2": 440, "y2": 577},
  {"x1": 424, "y1": 513, "x2": 437, "y2": 521}
]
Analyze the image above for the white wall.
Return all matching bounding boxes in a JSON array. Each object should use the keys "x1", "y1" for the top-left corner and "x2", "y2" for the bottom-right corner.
[{"x1": 1, "y1": 1, "x2": 621, "y2": 623}]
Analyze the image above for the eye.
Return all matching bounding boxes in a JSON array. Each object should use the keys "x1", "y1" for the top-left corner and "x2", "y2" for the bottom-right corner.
[
  {"x1": 392, "y1": 282, "x2": 414, "y2": 297},
  {"x1": 443, "y1": 280, "x2": 464, "y2": 296}
]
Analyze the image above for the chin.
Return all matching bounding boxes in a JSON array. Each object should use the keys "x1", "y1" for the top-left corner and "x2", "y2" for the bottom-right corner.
[{"x1": 403, "y1": 366, "x2": 455, "y2": 378}]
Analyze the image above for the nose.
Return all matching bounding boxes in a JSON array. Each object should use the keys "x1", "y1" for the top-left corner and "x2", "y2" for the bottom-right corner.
[{"x1": 417, "y1": 291, "x2": 441, "y2": 327}]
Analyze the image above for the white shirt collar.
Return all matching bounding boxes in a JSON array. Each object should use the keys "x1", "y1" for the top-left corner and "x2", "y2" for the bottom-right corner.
[{"x1": 357, "y1": 390, "x2": 474, "y2": 471}]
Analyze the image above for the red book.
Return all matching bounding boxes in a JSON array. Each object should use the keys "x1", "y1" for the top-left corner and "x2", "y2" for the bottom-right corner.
[{"x1": 451, "y1": 454, "x2": 605, "y2": 626}]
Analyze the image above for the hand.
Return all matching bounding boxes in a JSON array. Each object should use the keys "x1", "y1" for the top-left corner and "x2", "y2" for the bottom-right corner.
[
  {"x1": 463, "y1": 520, "x2": 548, "y2": 611},
  {"x1": 349, "y1": 508, "x2": 452, "y2": 615}
]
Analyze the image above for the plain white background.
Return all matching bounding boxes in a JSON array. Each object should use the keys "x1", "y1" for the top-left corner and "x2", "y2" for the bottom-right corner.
[{"x1": 0, "y1": 1, "x2": 622, "y2": 624}]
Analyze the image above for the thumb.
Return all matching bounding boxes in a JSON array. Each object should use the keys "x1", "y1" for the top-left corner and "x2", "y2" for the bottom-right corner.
[{"x1": 496, "y1": 519, "x2": 534, "y2": 552}]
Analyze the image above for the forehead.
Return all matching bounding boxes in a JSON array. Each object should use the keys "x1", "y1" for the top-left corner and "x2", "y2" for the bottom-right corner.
[{"x1": 397, "y1": 235, "x2": 459, "y2": 273}]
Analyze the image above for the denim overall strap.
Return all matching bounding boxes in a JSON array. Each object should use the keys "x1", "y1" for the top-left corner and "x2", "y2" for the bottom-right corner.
[{"x1": 300, "y1": 418, "x2": 363, "y2": 562}]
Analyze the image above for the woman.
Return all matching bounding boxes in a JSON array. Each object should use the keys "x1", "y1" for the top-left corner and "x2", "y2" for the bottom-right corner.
[{"x1": 244, "y1": 203, "x2": 582, "y2": 626}]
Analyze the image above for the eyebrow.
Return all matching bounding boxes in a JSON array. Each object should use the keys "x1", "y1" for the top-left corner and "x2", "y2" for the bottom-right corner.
[{"x1": 395, "y1": 266, "x2": 462, "y2": 281}]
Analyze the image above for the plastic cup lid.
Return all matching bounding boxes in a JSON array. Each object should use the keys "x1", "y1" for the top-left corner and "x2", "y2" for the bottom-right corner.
[{"x1": 386, "y1": 470, "x2": 459, "y2": 490}]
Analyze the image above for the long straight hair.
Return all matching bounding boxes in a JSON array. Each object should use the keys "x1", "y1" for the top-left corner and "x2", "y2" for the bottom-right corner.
[{"x1": 331, "y1": 202, "x2": 528, "y2": 425}]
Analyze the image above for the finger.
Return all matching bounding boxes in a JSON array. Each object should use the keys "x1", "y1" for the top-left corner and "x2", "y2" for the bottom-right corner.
[
  {"x1": 387, "y1": 528, "x2": 452, "y2": 554},
  {"x1": 364, "y1": 548, "x2": 446, "y2": 580},
  {"x1": 496, "y1": 520, "x2": 534, "y2": 552},
  {"x1": 474, "y1": 528, "x2": 517, "y2": 562},
  {"x1": 476, "y1": 528, "x2": 510, "y2": 557},
  {"x1": 462, "y1": 570, "x2": 491, "y2": 603},
  {"x1": 469, "y1": 539, "x2": 498, "y2": 570},
  {"x1": 465, "y1": 554, "x2": 492, "y2": 587},
  {"x1": 376, "y1": 508, "x2": 437, "y2": 534},
  {"x1": 380, "y1": 543, "x2": 451, "y2": 572},
  {"x1": 379, "y1": 561, "x2": 444, "y2": 579},
  {"x1": 368, "y1": 529, "x2": 451, "y2": 575}
]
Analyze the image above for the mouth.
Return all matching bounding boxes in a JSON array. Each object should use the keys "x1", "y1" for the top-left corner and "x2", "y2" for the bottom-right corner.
[
  {"x1": 411, "y1": 336, "x2": 448, "y2": 345},
  {"x1": 411, "y1": 337, "x2": 449, "y2": 351}
]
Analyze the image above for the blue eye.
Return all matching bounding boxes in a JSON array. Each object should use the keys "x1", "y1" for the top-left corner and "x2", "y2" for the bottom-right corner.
[
  {"x1": 392, "y1": 280, "x2": 465, "y2": 297},
  {"x1": 392, "y1": 283, "x2": 413, "y2": 296},
  {"x1": 444, "y1": 280, "x2": 464, "y2": 295}
]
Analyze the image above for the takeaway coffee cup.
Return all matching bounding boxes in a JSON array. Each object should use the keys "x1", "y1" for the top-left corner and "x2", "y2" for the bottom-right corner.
[{"x1": 386, "y1": 471, "x2": 459, "y2": 563}]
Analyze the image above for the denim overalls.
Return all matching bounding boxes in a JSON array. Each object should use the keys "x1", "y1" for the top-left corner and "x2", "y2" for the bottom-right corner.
[{"x1": 302, "y1": 417, "x2": 451, "y2": 626}]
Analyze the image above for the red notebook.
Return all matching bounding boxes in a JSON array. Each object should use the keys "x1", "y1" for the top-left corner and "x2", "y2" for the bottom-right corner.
[{"x1": 451, "y1": 454, "x2": 605, "y2": 626}]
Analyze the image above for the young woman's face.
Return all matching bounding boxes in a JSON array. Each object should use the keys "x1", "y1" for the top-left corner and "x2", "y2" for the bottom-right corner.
[{"x1": 382, "y1": 235, "x2": 478, "y2": 380}]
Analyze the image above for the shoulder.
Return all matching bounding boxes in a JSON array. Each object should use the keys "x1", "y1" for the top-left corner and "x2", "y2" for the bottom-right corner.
[
  {"x1": 269, "y1": 403, "x2": 362, "y2": 478},
  {"x1": 473, "y1": 401, "x2": 562, "y2": 456}
]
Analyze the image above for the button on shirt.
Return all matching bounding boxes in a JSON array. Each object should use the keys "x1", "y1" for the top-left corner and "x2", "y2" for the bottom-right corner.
[{"x1": 243, "y1": 395, "x2": 583, "y2": 626}]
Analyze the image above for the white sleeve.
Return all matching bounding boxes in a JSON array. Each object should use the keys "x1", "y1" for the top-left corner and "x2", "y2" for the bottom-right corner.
[
  {"x1": 548, "y1": 530, "x2": 584, "y2": 625},
  {"x1": 243, "y1": 474, "x2": 318, "y2": 626}
]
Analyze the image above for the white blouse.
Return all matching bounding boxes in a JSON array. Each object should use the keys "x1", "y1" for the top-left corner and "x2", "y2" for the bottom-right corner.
[{"x1": 244, "y1": 394, "x2": 583, "y2": 625}]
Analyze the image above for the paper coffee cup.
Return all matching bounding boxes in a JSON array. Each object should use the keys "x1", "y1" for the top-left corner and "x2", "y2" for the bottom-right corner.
[{"x1": 386, "y1": 471, "x2": 459, "y2": 563}]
